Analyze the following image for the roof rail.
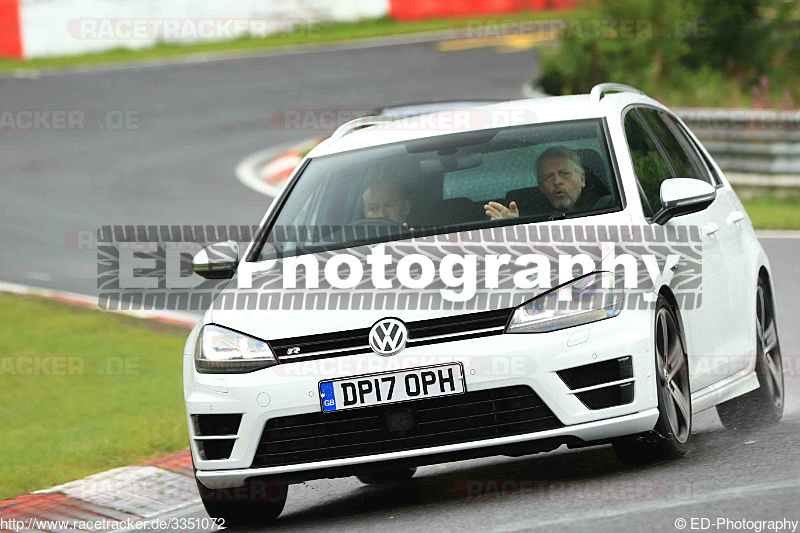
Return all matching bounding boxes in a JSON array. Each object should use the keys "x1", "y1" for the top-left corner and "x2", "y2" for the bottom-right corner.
[
  {"x1": 329, "y1": 116, "x2": 396, "y2": 141},
  {"x1": 590, "y1": 83, "x2": 645, "y2": 104}
]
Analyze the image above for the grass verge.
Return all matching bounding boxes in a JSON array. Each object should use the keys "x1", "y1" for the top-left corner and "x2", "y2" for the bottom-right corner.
[
  {"x1": 0, "y1": 293, "x2": 190, "y2": 500},
  {"x1": 739, "y1": 190, "x2": 800, "y2": 230},
  {"x1": 0, "y1": 11, "x2": 573, "y2": 75}
]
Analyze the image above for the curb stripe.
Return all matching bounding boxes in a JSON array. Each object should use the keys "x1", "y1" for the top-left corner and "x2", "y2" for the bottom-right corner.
[{"x1": 0, "y1": 280, "x2": 199, "y2": 329}]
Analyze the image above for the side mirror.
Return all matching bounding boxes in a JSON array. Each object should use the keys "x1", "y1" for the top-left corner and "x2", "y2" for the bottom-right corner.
[
  {"x1": 652, "y1": 178, "x2": 716, "y2": 225},
  {"x1": 192, "y1": 241, "x2": 239, "y2": 279}
]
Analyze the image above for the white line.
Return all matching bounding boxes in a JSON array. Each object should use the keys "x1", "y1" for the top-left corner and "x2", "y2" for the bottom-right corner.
[
  {"x1": 0, "y1": 279, "x2": 200, "y2": 327},
  {"x1": 756, "y1": 230, "x2": 800, "y2": 239},
  {"x1": 492, "y1": 477, "x2": 800, "y2": 532}
]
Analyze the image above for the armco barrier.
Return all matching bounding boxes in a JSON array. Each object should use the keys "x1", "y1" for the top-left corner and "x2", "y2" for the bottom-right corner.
[{"x1": 675, "y1": 108, "x2": 800, "y2": 175}]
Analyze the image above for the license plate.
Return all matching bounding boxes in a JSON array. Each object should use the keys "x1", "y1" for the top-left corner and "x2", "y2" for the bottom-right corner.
[{"x1": 319, "y1": 363, "x2": 465, "y2": 412}]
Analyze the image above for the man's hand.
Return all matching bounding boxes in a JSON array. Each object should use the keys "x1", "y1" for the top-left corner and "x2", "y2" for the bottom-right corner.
[
  {"x1": 484, "y1": 201, "x2": 519, "y2": 220},
  {"x1": 402, "y1": 222, "x2": 415, "y2": 231}
]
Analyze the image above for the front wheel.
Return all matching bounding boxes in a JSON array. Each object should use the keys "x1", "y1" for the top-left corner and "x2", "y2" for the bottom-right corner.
[
  {"x1": 196, "y1": 477, "x2": 287, "y2": 527},
  {"x1": 613, "y1": 296, "x2": 692, "y2": 465},
  {"x1": 716, "y1": 278, "x2": 784, "y2": 430}
]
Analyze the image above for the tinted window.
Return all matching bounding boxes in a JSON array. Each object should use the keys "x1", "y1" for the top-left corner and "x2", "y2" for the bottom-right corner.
[
  {"x1": 666, "y1": 114, "x2": 721, "y2": 186},
  {"x1": 624, "y1": 111, "x2": 673, "y2": 214},
  {"x1": 443, "y1": 137, "x2": 613, "y2": 202},
  {"x1": 257, "y1": 119, "x2": 622, "y2": 259},
  {"x1": 638, "y1": 108, "x2": 711, "y2": 184}
]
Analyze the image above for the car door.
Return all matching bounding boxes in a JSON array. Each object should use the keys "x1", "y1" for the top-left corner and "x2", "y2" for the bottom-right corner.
[
  {"x1": 623, "y1": 107, "x2": 736, "y2": 391},
  {"x1": 661, "y1": 112, "x2": 754, "y2": 375}
]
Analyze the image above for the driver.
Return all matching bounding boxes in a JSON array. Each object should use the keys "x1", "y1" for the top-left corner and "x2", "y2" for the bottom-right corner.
[{"x1": 362, "y1": 180, "x2": 413, "y2": 227}]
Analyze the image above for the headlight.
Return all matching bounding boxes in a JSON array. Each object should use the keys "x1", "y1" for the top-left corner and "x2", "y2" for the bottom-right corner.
[
  {"x1": 506, "y1": 272, "x2": 623, "y2": 334},
  {"x1": 195, "y1": 325, "x2": 278, "y2": 373}
]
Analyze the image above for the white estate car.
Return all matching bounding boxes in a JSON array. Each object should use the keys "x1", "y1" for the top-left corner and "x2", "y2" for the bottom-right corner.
[{"x1": 185, "y1": 84, "x2": 783, "y2": 525}]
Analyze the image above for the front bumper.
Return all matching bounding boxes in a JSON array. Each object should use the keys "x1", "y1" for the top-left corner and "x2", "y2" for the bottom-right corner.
[
  {"x1": 195, "y1": 408, "x2": 658, "y2": 489},
  {"x1": 185, "y1": 308, "x2": 657, "y2": 487}
]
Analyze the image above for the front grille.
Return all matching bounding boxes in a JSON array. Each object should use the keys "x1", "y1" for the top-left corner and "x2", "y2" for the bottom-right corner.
[
  {"x1": 252, "y1": 385, "x2": 562, "y2": 467},
  {"x1": 269, "y1": 308, "x2": 513, "y2": 363}
]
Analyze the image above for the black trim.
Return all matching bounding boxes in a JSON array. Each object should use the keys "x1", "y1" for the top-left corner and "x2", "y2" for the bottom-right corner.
[
  {"x1": 192, "y1": 414, "x2": 243, "y2": 436},
  {"x1": 576, "y1": 383, "x2": 635, "y2": 410},
  {"x1": 668, "y1": 114, "x2": 724, "y2": 189},
  {"x1": 600, "y1": 116, "x2": 627, "y2": 211},
  {"x1": 251, "y1": 385, "x2": 562, "y2": 468},
  {"x1": 652, "y1": 192, "x2": 716, "y2": 225},
  {"x1": 246, "y1": 158, "x2": 311, "y2": 263},
  {"x1": 270, "y1": 307, "x2": 514, "y2": 363},
  {"x1": 557, "y1": 357, "x2": 633, "y2": 390}
]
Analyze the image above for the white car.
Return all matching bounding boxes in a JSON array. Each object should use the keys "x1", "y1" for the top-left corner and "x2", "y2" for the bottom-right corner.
[{"x1": 185, "y1": 84, "x2": 783, "y2": 525}]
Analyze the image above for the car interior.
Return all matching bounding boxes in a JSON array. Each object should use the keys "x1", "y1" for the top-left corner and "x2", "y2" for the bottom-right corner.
[{"x1": 262, "y1": 120, "x2": 622, "y2": 258}]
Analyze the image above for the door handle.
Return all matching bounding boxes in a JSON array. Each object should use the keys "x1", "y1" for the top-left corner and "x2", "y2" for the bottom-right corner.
[
  {"x1": 704, "y1": 223, "x2": 720, "y2": 236},
  {"x1": 727, "y1": 211, "x2": 745, "y2": 225}
]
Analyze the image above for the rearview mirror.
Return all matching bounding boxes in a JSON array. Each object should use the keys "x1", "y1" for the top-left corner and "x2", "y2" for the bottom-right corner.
[
  {"x1": 652, "y1": 178, "x2": 716, "y2": 225},
  {"x1": 419, "y1": 152, "x2": 483, "y2": 174},
  {"x1": 192, "y1": 241, "x2": 239, "y2": 279}
]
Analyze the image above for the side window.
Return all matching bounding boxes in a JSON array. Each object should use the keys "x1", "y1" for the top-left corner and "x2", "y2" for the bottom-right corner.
[
  {"x1": 624, "y1": 111, "x2": 673, "y2": 214},
  {"x1": 667, "y1": 115, "x2": 722, "y2": 186},
  {"x1": 638, "y1": 108, "x2": 712, "y2": 185}
]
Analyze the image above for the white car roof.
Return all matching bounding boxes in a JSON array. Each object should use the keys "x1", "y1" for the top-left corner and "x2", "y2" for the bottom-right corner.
[{"x1": 308, "y1": 88, "x2": 667, "y2": 158}]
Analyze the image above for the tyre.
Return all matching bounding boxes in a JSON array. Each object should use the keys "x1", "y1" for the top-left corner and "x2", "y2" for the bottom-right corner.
[
  {"x1": 357, "y1": 467, "x2": 417, "y2": 485},
  {"x1": 196, "y1": 476, "x2": 287, "y2": 527},
  {"x1": 716, "y1": 277, "x2": 784, "y2": 430},
  {"x1": 613, "y1": 295, "x2": 692, "y2": 465}
]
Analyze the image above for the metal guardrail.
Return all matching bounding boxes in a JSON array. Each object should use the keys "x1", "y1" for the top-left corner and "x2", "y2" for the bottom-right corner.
[{"x1": 674, "y1": 108, "x2": 800, "y2": 175}]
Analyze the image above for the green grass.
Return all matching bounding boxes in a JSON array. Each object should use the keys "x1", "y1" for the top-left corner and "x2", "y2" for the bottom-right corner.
[
  {"x1": 0, "y1": 294, "x2": 190, "y2": 500},
  {"x1": 740, "y1": 191, "x2": 800, "y2": 230},
  {"x1": 0, "y1": 11, "x2": 573, "y2": 75}
]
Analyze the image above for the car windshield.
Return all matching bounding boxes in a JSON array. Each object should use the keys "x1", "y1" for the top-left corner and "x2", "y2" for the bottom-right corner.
[{"x1": 256, "y1": 118, "x2": 620, "y2": 260}]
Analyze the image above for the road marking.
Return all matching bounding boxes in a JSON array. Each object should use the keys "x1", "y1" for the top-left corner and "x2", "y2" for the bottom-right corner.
[
  {"x1": 235, "y1": 142, "x2": 301, "y2": 197},
  {"x1": 0, "y1": 280, "x2": 199, "y2": 327},
  {"x1": 437, "y1": 32, "x2": 554, "y2": 53},
  {"x1": 492, "y1": 477, "x2": 800, "y2": 532},
  {"x1": 756, "y1": 230, "x2": 800, "y2": 239}
]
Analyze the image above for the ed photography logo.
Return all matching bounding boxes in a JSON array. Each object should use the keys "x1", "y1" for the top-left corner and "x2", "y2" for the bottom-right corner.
[{"x1": 90, "y1": 223, "x2": 703, "y2": 312}]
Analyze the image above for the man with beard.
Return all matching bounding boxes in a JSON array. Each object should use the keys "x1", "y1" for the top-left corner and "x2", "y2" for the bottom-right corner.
[{"x1": 484, "y1": 146, "x2": 606, "y2": 220}]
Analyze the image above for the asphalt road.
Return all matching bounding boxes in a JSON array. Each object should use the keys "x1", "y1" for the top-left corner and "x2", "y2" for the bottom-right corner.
[
  {"x1": 2, "y1": 38, "x2": 799, "y2": 532},
  {"x1": 0, "y1": 39, "x2": 536, "y2": 295}
]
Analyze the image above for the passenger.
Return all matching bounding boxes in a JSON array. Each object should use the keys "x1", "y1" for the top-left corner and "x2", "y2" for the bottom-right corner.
[{"x1": 485, "y1": 146, "x2": 598, "y2": 220}]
